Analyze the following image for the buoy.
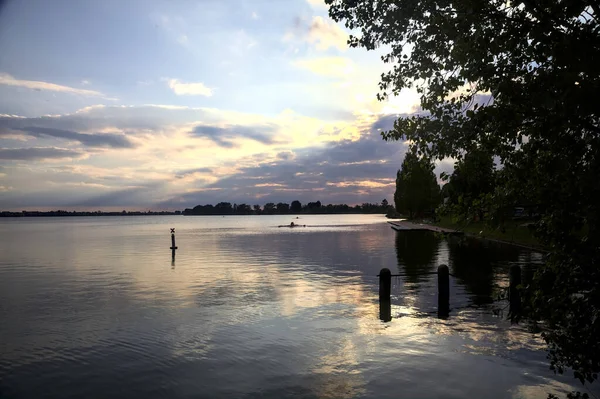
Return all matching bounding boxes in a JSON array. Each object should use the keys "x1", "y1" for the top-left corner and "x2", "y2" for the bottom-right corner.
[{"x1": 170, "y1": 228, "x2": 178, "y2": 250}]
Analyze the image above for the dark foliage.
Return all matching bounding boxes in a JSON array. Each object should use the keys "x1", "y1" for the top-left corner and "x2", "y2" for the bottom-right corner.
[
  {"x1": 326, "y1": 0, "x2": 600, "y2": 391},
  {"x1": 394, "y1": 151, "x2": 440, "y2": 218}
]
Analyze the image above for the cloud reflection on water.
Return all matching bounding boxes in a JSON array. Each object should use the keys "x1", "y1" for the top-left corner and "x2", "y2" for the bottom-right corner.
[{"x1": 0, "y1": 216, "x2": 591, "y2": 398}]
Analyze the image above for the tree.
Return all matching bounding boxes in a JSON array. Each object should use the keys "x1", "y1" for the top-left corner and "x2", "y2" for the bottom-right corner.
[
  {"x1": 276, "y1": 202, "x2": 290, "y2": 214},
  {"x1": 443, "y1": 149, "x2": 496, "y2": 222},
  {"x1": 263, "y1": 203, "x2": 276, "y2": 215},
  {"x1": 290, "y1": 200, "x2": 302, "y2": 213},
  {"x1": 191, "y1": 204, "x2": 215, "y2": 215},
  {"x1": 235, "y1": 204, "x2": 251, "y2": 215},
  {"x1": 394, "y1": 151, "x2": 440, "y2": 219},
  {"x1": 306, "y1": 201, "x2": 322, "y2": 211},
  {"x1": 381, "y1": 199, "x2": 388, "y2": 208},
  {"x1": 214, "y1": 202, "x2": 233, "y2": 215},
  {"x1": 326, "y1": 0, "x2": 600, "y2": 387},
  {"x1": 253, "y1": 204, "x2": 261, "y2": 215}
]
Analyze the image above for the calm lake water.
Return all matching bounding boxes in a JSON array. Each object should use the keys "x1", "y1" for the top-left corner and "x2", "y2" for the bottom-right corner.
[{"x1": 0, "y1": 215, "x2": 593, "y2": 398}]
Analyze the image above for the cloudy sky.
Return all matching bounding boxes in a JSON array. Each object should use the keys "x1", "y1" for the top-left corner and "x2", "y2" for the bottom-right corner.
[{"x1": 0, "y1": 0, "x2": 447, "y2": 210}]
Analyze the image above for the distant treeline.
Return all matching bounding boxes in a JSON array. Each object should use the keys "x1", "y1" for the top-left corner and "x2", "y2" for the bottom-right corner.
[
  {"x1": 184, "y1": 200, "x2": 393, "y2": 215},
  {"x1": 2, "y1": 200, "x2": 394, "y2": 217},
  {"x1": 1, "y1": 210, "x2": 181, "y2": 217}
]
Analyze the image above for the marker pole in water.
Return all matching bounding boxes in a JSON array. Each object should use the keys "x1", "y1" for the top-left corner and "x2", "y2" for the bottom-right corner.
[
  {"x1": 437, "y1": 264, "x2": 450, "y2": 318},
  {"x1": 379, "y1": 268, "x2": 391, "y2": 302},
  {"x1": 379, "y1": 268, "x2": 392, "y2": 322},
  {"x1": 170, "y1": 228, "x2": 178, "y2": 250},
  {"x1": 509, "y1": 265, "x2": 522, "y2": 321}
]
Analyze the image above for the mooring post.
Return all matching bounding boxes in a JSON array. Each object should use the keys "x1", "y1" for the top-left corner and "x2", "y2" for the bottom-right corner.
[
  {"x1": 379, "y1": 268, "x2": 391, "y2": 302},
  {"x1": 379, "y1": 268, "x2": 392, "y2": 322},
  {"x1": 437, "y1": 264, "x2": 450, "y2": 318},
  {"x1": 170, "y1": 228, "x2": 178, "y2": 250},
  {"x1": 509, "y1": 265, "x2": 522, "y2": 320},
  {"x1": 379, "y1": 297, "x2": 392, "y2": 322}
]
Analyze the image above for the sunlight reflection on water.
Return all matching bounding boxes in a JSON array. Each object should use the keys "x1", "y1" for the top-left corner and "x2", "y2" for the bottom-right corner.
[{"x1": 0, "y1": 215, "x2": 594, "y2": 399}]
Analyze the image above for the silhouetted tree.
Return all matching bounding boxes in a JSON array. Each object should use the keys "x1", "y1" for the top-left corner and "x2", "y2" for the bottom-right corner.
[
  {"x1": 290, "y1": 200, "x2": 302, "y2": 213},
  {"x1": 394, "y1": 151, "x2": 440, "y2": 219},
  {"x1": 235, "y1": 204, "x2": 251, "y2": 215},
  {"x1": 442, "y1": 149, "x2": 497, "y2": 222},
  {"x1": 192, "y1": 204, "x2": 215, "y2": 214},
  {"x1": 305, "y1": 201, "x2": 322, "y2": 212},
  {"x1": 326, "y1": 0, "x2": 600, "y2": 388},
  {"x1": 179, "y1": 200, "x2": 393, "y2": 216},
  {"x1": 276, "y1": 202, "x2": 290, "y2": 214},
  {"x1": 263, "y1": 203, "x2": 276, "y2": 215},
  {"x1": 214, "y1": 202, "x2": 233, "y2": 215}
]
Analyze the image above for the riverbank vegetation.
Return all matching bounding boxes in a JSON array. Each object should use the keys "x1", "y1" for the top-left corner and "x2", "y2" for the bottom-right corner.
[
  {"x1": 393, "y1": 151, "x2": 440, "y2": 219},
  {"x1": 183, "y1": 200, "x2": 393, "y2": 215},
  {"x1": 326, "y1": 0, "x2": 600, "y2": 394},
  {"x1": 435, "y1": 216, "x2": 541, "y2": 250},
  {"x1": 436, "y1": 149, "x2": 542, "y2": 249},
  {"x1": 391, "y1": 149, "x2": 542, "y2": 249}
]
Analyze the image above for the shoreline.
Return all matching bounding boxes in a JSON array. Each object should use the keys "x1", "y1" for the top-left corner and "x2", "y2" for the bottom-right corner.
[
  {"x1": 457, "y1": 231, "x2": 548, "y2": 253},
  {"x1": 388, "y1": 217, "x2": 547, "y2": 253}
]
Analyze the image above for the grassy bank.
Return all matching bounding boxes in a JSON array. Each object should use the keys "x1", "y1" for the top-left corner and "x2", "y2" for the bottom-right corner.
[{"x1": 433, "y1": 216, "x2": 544, "y2": 251}]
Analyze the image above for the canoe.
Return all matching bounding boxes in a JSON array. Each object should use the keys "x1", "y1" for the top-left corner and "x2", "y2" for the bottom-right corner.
[{"x1": 278, "y1": 225, "x2": 306, "y2": 228}]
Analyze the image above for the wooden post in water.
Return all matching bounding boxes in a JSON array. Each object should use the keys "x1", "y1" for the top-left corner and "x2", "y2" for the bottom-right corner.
[
  {"x1": 509, "y1": 265, "x2": 522, "y2": 321},
  {"x1": 379, "y1": 268, "x2": 391, "y2": 302},
  {"x1": 379, "y1": 297, "x2": 391, "y2": 322},
  {"x1": 379, "y1": 268, "x2": 392, "y2": 322},
  {"x1": 437, "y1": 264, "x2": 450, "y2": 318},
  {"x1": 170, "y1": 228, "x2": 178, "y2": 250}
]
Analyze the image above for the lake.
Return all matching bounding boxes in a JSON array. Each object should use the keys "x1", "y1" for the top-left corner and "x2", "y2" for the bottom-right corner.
[{"x1": 0, "y1": 215, "x2": 592, "y2": 398}]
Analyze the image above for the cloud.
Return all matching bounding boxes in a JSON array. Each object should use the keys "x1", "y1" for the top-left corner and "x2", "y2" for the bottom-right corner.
[
  {"x1": 0, "y1": 147, "x2": 84, "y2": 161},
  {"x1": 306, "y1": 0, "x2": 327, "y2": 8},
  {"x1": 228, "y1": 30, "x2": 258, "y2": 57},
  {"x1": 69, "y1": 184, "x2": 163, "y2": 208},
  {"x1": 167, "y1": 79, "x2": 213, "y2": 96},
  {"x1": 277, "y1": 151, "x2": 295, "y2": 161},
  {"x1": 175, "y1": 167, "x2": 213, "y2": 179},
  {"x1": 0, "y1": 104, "x2": 414, "y2": 210},
  {"x1": 371, "y1": 114, "x2": 400, "y2": 132},
  {"x1": 0, "y1": 73, "x2": 104, "y2": 97},
  {"x1": 285, "y1": 16, "x2": 347, "y2": 52},
  {"x1": 293, "y1": 57, "x2": 355, "y2": 77},
  {"x1": 8, "y1": 126, "x2": 135, "y2": 149},
  {"x1": 190, "y1": 124, "x2": 278, "y2": 147},
  {"x1": 327, "y1": 180, "x2": 394, "y2": 188},
  {"x1": 307, "y1": 16, "x2": 347, "y2": 51},
  {"x1": 157, "y1": 114, "x2": 408, "y2": 207},
  {"x1": 177, "y1": 35, "x2": 189, "y2": 45},
  {"x1": 0, "y1": 105, "x2": 208, "y2": 134}
]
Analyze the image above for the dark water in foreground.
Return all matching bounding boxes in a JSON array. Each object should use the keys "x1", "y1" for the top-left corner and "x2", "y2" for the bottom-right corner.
[{"x1": 0, "y1": 215, "x2": 593, "y2": 398}]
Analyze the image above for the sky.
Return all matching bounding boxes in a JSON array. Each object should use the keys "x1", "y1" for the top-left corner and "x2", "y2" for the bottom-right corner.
[{"x1": 0, "y1": 0, "x2": 452, "y2": 211}]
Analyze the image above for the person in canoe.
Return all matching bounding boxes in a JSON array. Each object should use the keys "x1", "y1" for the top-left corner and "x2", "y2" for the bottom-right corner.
[{"x1": 290, "y1": 221, "x2": 295, "y2": 227}]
